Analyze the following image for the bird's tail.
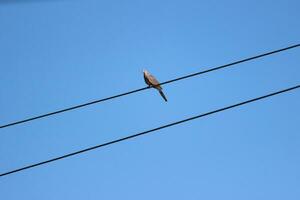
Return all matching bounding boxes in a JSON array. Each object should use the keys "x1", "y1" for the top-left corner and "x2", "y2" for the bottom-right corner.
[{"x1": 159, "y1": 90, "x2": 168, "y2": 102}]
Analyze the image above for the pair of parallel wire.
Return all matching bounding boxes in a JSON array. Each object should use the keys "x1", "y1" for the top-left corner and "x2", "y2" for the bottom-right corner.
[{"x1": 1, "y1": 44, "x2": 299, "y2": 177}]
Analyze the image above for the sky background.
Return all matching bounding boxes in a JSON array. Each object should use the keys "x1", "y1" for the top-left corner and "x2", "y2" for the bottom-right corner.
[{"x1": 0, "y1": 0, "x2": 299, "y2": 199}]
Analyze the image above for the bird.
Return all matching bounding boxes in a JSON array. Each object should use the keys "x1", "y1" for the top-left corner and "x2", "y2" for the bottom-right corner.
[{"x1": 143, "y1": 69, "x2": 168, "y2": 102}]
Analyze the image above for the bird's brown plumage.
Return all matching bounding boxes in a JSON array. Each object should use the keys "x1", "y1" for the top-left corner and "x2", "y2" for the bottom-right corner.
[{"x1": 143, "y1": 70, "x2": 167, "y2": 102}]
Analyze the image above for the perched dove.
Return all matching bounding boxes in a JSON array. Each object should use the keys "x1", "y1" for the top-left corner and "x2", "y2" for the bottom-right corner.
[{"x1": 143, "y1": 69, "x2": 168, "y2": 102}]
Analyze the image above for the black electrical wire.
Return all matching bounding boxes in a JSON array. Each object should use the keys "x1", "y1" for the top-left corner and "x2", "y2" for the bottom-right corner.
[
  {"x1": 1, "y1": 84, "x2": 299, "y2": 177},
  {"x1": 1, "y1": 44, "x2": 299, "y2": 129}
]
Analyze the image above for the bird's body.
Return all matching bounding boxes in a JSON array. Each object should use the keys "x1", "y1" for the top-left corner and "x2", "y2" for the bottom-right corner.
[{"x1": 143, "y1": 70, "x2": 168, "y2": 102}]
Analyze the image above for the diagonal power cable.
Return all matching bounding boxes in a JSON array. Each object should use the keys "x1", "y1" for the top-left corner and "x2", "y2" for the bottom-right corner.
[
  {"x1": 1, "y1": 84, "x2": 299, "y2": 177},
  {"x1": 1, "y1": 44, "x2": 299, "y2": 129}
]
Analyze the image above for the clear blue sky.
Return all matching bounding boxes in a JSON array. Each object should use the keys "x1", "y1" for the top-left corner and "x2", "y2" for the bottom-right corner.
[{"x1": 0, "y1": 0, "x2": 299, "y2": 199}]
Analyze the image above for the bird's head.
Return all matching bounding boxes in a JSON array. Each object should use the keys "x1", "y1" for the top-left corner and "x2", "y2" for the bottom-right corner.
[{"x1": 143, "y1": 69, "x2": 149, "y2": 75}]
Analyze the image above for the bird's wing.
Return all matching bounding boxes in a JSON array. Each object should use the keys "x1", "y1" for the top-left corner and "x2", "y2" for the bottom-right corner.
[{"x1": 147, "y1": 74, "x2": 162, "y2": 89}]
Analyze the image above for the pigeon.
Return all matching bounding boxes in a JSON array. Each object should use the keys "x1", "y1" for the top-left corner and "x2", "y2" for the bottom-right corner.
[{"x1": 143, "y1": 69, "x2": 168, "y2": 102}]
